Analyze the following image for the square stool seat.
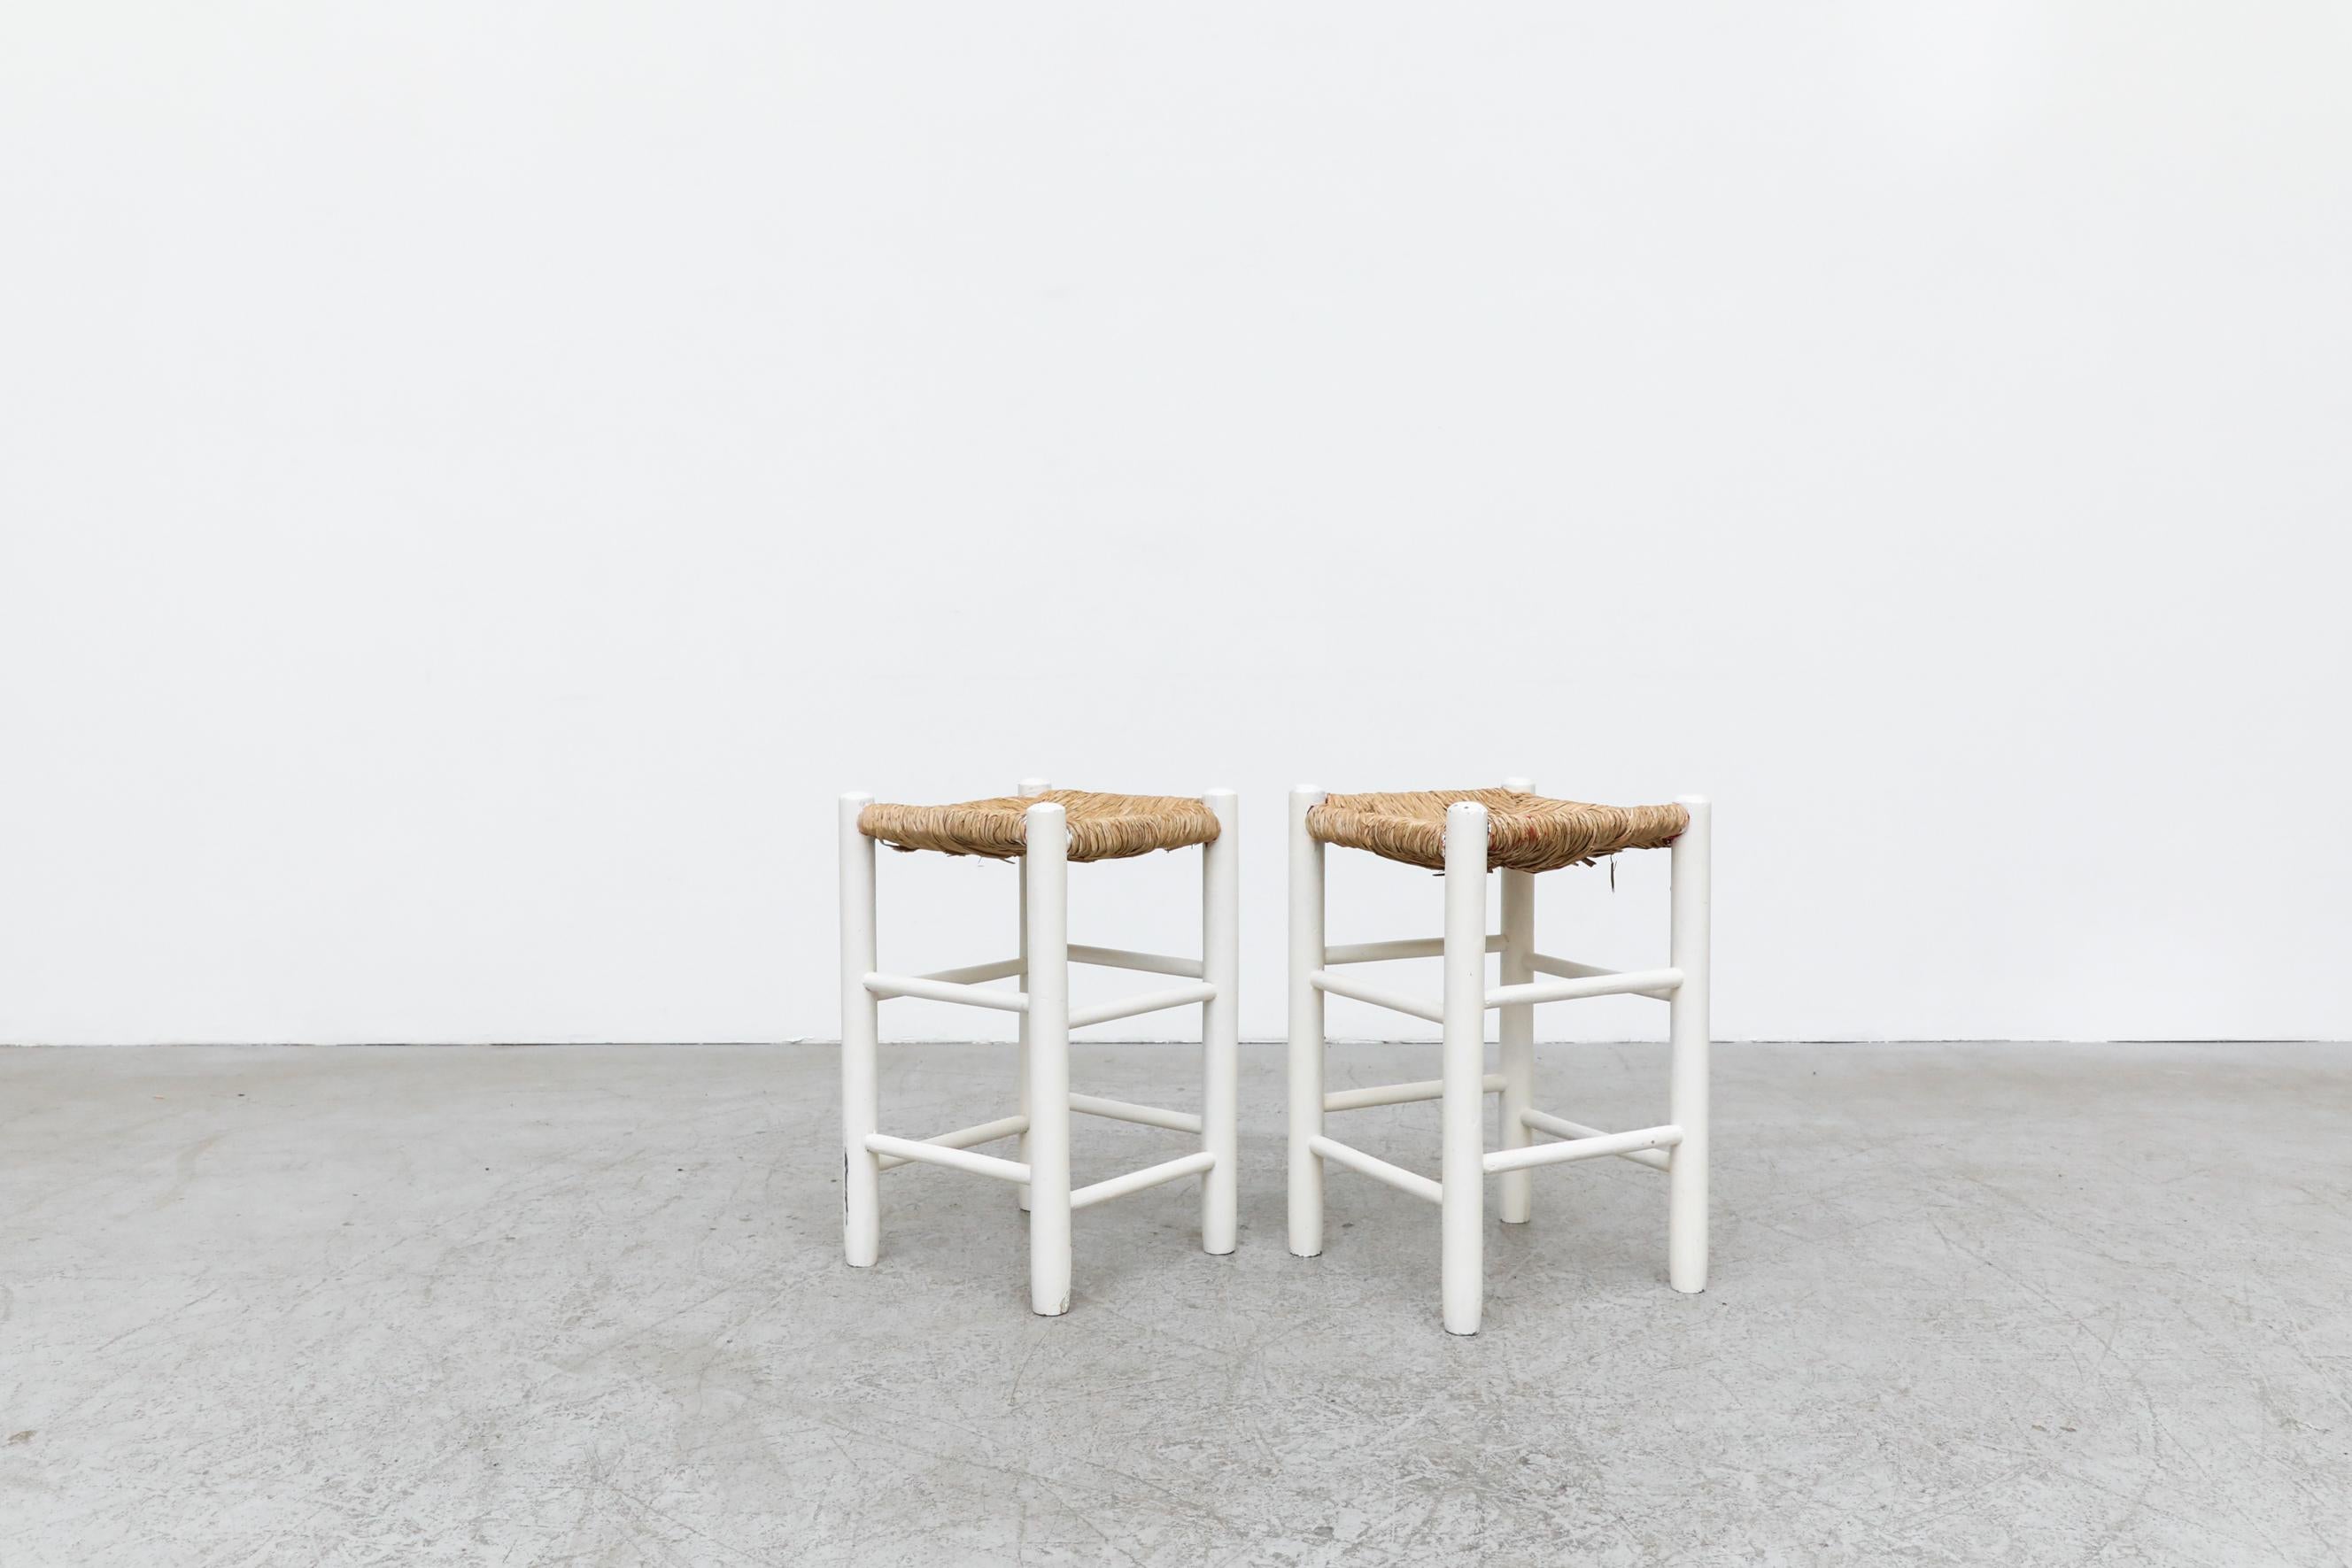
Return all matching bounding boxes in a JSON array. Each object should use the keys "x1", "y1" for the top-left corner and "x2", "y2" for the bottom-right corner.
[
  {"x1": 862, "y1": 790, "x2": 1220, "y2": 862},
  {"x1": 1309, "y1": 789, "x2": 1688, "y2": 873}
]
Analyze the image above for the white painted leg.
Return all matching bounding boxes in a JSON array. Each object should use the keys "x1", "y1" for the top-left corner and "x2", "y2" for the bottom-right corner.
[
  {"x1": 1441, "y1": 800, "x2": 1489, "y2": 1335},
  {"x1": 1014, "y1": 776, "x2": 1048, "y2": 1212},
  {"x1": 1200, "y1": 789, "x2": 1240, "y2": 1255},
  {"x1": 839, "y1": 792, "x2": 881, "y2": 1268},
  {"x1": 1288, "y1": 787, "x2": 1327, "y2": 1258},
  {"x1": 1667, "y1": 795, "x2": 1712, "y2": 1294},
  {"x1": 1025, "y1": 801, "x2": 1073, "y2": 1315},
  {"x1": 1497, "y1": 776, "x2": 1536, "y2": 1226}
]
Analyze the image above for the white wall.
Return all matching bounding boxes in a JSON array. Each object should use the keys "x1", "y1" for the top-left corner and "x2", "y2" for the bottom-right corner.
[{"x1": 4, "y1": 3, "x2": 2348, "y2": 1046}]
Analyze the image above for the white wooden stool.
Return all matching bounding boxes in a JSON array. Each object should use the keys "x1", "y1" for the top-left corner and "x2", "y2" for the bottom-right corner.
[
  {"x1": 1288, "y1": 781, "x2": 1710, "y2": 1334},
  {"x1": 839, "y1": 782, "x2": 1239, "y2": 1316}
]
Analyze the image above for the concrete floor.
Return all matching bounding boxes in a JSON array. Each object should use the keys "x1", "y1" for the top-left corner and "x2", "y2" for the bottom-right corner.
[{"x1": 1, "y1": 1042, "x2": 2346, "y2": 1567}]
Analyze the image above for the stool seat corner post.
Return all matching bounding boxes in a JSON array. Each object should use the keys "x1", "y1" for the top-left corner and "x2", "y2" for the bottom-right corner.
[
  {"x1": 1024, "y1": 800, "x2": 1073, "y2": 1316},
  {"x1": 1667, "y1": 794, "x2": 1712, "y2": 1294},
  {"x1": 839, "y1": 792, "x2": 881, "y2": 1269},
  {"x1": 1014, "y1": 776, "x2": 1048, "y2": 1213},
  {"x1": 1200, "y1": 789, "x2": 1240, "y2": 1256},
  {"x1": 1288, "y1": 787, "x2": 1328, "y2": 1258},
  {"x1": 1441, "y1": 800, "x2": 1490, "y2": 1335},
  {"x1": 1497, "y1": 775, "x2": 1537, "y2": 1226}
]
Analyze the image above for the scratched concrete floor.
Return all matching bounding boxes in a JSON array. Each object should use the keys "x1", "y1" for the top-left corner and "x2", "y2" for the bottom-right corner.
[{"x1": 1, "y1": 1042, "x2": 2346, "y2": 1567}]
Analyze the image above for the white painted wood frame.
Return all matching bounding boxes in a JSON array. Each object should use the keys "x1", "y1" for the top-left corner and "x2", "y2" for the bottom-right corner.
[
  {"x1": 1288, "y1": 779, "x2": 1713, "y2": 1333},
  {"x1": 840, "y1": 781, "x2": 1241, "y2": 1316}
]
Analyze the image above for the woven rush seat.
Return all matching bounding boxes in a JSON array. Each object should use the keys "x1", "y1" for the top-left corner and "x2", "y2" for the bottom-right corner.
[
  {"x1": 859, "y1": 789, "x2": 1220, "y2": 863},
  {"x1": 1308, "y1": 789, "x2": 1688, "y2": 874}
]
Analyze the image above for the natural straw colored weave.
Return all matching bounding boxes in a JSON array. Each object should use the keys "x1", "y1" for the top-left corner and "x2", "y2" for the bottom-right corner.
[
  {"x1": 1308, "y1": 789, "x2": 1688, "y2": 874},
  {"x1": 858, "y1": 790, "x2": 1219, "y2": 863}
]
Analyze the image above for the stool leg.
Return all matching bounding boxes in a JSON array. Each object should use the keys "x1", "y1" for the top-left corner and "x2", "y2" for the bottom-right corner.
[
  {"x1": 839, "y1": 792, "x2": 881, "y2": 1269},
  {"x1": 1200, "y1": 790, "x2": 1240, "y2": 1255},
  {"x1": 1667, "y1": 795, "x2": 1712, "y2": 1294},
  {"x1": 1014, "y1": 776, "x2": 1048, "y2": 1212},
  {"x1": 1024, "y1": 800, "x2": 1072, "y2": 1316},
  {"x1": 1441, "y1": 801, "x2": 1489, "y2": 1335},
  {"x1": 1497, "y1": 866, "x2": 1536, "y2": 1224},
  {"x1": 1497, "y1": 776, "x2": 1537, "y2": 1225},
  {"x1": 1288, "y1": 787, "x2": 1327, "y2": 1258}
]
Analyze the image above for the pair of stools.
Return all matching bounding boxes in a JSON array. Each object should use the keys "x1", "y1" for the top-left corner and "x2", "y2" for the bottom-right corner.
[{"x1": 839, "y1": 780, "x2": 1709, "y2": 1334}]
